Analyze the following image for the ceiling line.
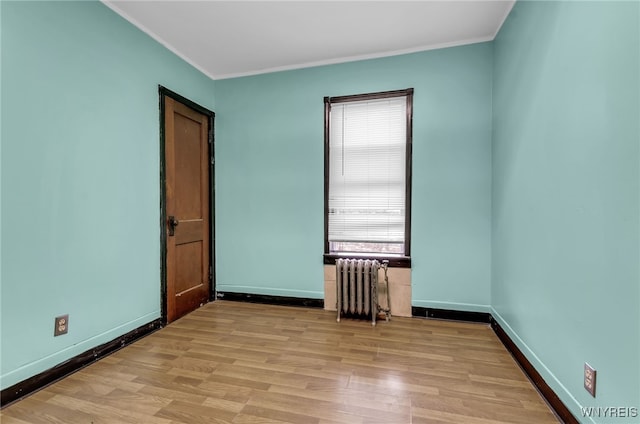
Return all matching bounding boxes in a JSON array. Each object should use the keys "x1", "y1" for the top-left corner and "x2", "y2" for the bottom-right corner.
[{"x1": 102, "y1": 0, "x2": 218, "y2": 81}]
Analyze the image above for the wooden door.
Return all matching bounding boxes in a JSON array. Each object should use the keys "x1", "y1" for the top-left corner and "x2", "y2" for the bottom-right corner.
[{"x1": 164, "y1": 96, "x2": 211, "y2": 323}]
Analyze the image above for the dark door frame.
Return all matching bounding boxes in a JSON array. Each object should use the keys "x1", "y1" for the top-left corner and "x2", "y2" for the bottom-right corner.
[{"x1": 159, "y1": 85, "x2": 216, "y2": 325}]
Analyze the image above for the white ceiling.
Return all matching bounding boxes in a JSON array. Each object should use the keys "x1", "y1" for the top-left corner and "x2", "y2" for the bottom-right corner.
[{"x1": 102, "y1": 1, "x2": 515, "y2": 80}]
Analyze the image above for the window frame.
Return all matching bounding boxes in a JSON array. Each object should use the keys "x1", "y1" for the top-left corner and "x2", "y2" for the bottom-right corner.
[{"x1": 323, "y1": 88, "x2": 413, "y2": 268}]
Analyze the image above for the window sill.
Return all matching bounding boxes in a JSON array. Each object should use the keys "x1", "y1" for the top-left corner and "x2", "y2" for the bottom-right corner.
[{"x1": 323, "y1": 253, "x2": 411, "y2": 268}]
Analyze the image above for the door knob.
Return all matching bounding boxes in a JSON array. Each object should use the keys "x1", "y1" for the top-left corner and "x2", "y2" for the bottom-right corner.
[{"x1": 168, "y1": 216, "x2": 179, "y2": 236}]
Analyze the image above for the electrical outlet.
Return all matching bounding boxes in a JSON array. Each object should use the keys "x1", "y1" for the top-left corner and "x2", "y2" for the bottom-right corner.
[
  {"x1": 584, "y1": 362, "x2": 596, "y2": 397},
  {"x1": 54, "y1": 315, "x2": 69, "y2": 336}
]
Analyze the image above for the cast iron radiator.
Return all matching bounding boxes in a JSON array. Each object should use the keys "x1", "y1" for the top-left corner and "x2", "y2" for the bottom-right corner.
[{"x1": 336, "y1": 258, "x2": 390, "y2": 326}]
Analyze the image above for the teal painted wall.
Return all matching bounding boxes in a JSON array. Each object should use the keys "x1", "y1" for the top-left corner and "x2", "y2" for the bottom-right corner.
[
  {"x1": 214, "y1": 44, "x2": 493, "y2": 311},
  {"x1": 0, "y1": 1, "x2": 215, "y2": 389},
  {"x1": 6, "y1": 2, "x2": 635, "y2": 417},
  {"x1": 0, "y1": 0, "x2": 4, "y2": 374},
  {"x1": 492, "y1": 1, "x2": 639, "y2": 422}
]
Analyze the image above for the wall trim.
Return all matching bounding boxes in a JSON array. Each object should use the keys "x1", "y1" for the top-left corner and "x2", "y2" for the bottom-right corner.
[
  {"x1": 0, "y1": 296, "x2": 578, "y2": 424},
  {"x1": 490, "y1": 317, "x2": 578, "y2": 424},
  {"x1": 412, "y1": 306, "x2": 491, "y2": 323},
  {"x1": 217, "y1": 292, "x2": 324, "y2": 309},
  {"x1": 411, "y1": 300, "x2": 491, "y2": 313},
  {"x1": 215, "y1": 285, "x2": 323, "y2": 300},
  {"x1": 0, "y1": 318, "x2": 162, "y2": 408}
]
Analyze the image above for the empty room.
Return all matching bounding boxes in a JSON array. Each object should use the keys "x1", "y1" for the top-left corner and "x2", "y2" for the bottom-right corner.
[{"x1": 1, "y1": 1, "x2": 638, "y2": 423}]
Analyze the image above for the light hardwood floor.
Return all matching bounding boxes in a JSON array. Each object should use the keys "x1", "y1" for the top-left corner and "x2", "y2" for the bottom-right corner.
[{"x1": 1, "y1": 301, "x2": 559, "y2": 424}]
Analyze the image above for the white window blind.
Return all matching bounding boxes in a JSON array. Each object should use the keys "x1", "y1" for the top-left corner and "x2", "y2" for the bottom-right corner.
[{"x1": 328, "y1": 96, "x2": 407, "y2": 254}]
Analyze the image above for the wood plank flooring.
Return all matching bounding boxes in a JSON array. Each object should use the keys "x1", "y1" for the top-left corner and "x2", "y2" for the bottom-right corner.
[{"x1": 1, "y1": 301, "x2": 559, "y2": 423}]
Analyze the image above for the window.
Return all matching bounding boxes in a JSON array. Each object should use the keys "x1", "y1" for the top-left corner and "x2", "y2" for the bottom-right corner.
[{"x1": 324, "y1": 89, "x2": 413, "y2": 267}]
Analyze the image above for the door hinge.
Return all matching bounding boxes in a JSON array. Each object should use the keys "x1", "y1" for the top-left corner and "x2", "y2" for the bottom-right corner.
[
  {"x1": 209, "y1": 266, "x2": 213, "y2": 282},
  {"x1": 210, "y1": 156, "x2": 215, "y2": 165}
]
